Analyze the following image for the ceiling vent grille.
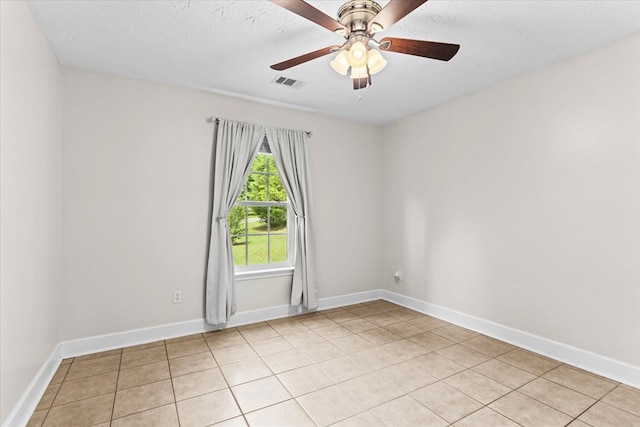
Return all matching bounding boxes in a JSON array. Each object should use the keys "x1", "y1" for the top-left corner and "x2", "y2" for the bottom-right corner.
[{"x1": 272, "y1": 75, "x2": 305, "y2": 89}]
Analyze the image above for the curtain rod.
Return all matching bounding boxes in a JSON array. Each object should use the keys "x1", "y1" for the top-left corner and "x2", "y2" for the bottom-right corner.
[{"x1": 206, "y1": 116, "x2": 312, "y2": 137}]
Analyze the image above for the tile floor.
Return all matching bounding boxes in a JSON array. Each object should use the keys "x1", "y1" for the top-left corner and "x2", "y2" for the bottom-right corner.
[{"x1": 28, "y1": 300, "x2": 640, "y2": 427}]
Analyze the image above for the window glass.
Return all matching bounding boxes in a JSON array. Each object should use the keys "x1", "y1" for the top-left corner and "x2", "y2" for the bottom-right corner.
[{"x1": 230, "y1": 141, "x2": 293, "y2": 269}]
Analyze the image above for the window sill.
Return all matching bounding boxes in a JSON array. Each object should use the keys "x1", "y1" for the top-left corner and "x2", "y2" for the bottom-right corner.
[{"x1": 235, "y1": 266, "x2": 294, "y2": 281}]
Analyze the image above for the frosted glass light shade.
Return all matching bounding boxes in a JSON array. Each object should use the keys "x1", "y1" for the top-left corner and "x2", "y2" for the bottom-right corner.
[
  {"x1": 348, "y1": 41, "x2": 368, "y2": 67},
  {"x1": 367, "y1": 49, "x2": 388, "y2": 75},
  {"x1": 330, "y1": 50, "x2": 350, "y2": 75},
  {"x1": 350, "y1": 65, "x2": 368, "y2": 79}
]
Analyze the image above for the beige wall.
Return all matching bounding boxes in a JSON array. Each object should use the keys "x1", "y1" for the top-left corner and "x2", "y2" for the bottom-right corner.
[
  {"x1": 60, "y1": 68, "x2": 384, "y2": 340},
  {"x1": 382, "y1": 33, "x2": 640, "y2": 366},
  {"x1": 0, "y1": 1, "x2": 62, "y2": 422}
]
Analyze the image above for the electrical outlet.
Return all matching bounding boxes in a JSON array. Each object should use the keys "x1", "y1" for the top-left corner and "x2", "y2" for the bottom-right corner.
[
  {"x1": 394, "y1": 271, "x2": 403, "y2": 283},
  {"x1": 173, "y1": 291, "x2": 182, "y2": 304}
]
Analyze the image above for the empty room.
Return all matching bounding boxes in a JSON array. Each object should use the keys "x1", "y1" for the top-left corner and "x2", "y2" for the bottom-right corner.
[{"x1": 1, "y1": 1, "x2": 639, "y2": 426}]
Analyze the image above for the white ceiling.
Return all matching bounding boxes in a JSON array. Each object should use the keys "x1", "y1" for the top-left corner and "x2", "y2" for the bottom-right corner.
[{"x1": 28, "y1": 0, "x2": 640, "y2": 125}]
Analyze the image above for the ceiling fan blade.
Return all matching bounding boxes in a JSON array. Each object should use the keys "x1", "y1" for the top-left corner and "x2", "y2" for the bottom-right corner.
[
  {"x1": 370, "y1": 0, "x2": 428, "y2": 32},
  {"x1": 379, "y1": 37, "x2": 460, "y2": 61},
  {"x1": 270, "y1": 45, "x2": 340, "y2": 71},
  {"x1": 270, "y1": 0, "x2": 347, "y2": 33}
]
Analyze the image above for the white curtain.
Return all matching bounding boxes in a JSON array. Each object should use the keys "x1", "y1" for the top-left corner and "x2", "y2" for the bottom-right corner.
[
  {"x1": 205, "y1": 119, "x2": 264, "y2": 325},
  {"x1": 266, "y1": 128, "x2": 318, "y2": 310}
]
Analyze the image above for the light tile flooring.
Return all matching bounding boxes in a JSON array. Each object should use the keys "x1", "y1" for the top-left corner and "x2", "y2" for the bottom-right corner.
[{"x1": 28, "y1": 300, "x2": 640, "y2": 427}]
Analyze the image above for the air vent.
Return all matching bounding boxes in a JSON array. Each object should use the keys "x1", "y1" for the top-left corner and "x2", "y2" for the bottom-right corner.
[{"x1": 272, "y1": 75, "x2": 306, "y2": 89}]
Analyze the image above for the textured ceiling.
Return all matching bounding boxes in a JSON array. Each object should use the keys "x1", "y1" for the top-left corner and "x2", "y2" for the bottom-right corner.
[{"x1": 28, "y1": 0, "x2": 640, "y2": 125}]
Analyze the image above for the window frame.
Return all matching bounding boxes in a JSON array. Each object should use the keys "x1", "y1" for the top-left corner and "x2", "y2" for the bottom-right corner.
[{"x1": 231, "y1": 146, "x2": 296, "y2": 277}]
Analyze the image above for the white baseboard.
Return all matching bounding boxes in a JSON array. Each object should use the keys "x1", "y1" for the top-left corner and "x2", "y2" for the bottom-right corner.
[
  {"x1": 381, "y1": 290, "x2": 640, "y2": 389},
  {"x1": 7, "y1": 288, "x2": 638, "y2": 427},
  {"x1": 60, "y1": 289, "x2": 384, "y2": 358},
  {"x1": 2, "y1": 344, "x2": 61, "y2": 427},
  {"x1": 318, "y1": 289, "x2": 382, "y2": 310}
]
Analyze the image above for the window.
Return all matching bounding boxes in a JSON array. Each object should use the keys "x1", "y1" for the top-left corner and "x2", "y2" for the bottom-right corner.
[{"x1": 229, "y1": 139, "x2": 294, "y2": 271}]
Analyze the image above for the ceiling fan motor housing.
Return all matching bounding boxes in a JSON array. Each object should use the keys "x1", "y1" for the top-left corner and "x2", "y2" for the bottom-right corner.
[{"x1": 337, "y1": 0, "x2": 382, "y2": 34}]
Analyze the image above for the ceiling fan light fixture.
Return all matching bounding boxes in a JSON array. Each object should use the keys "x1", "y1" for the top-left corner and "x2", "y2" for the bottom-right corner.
[
  {"x1": 330, "y1": 50, "x2": 350, "y2": 75},
  {"x1": 350, "y1": 65, "x2": 368, "y2": 79},
  {"x1": 366, "y1": 48, "x2": 387, "y2": 75},
  {"x1": 348, "y1": 41, "x2": 368, "y2": 67}
]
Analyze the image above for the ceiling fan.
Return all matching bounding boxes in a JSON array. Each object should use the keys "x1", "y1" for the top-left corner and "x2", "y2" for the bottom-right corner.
[{"x1": 269, "y1": 0, "x2": 460, "y2": 90}]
